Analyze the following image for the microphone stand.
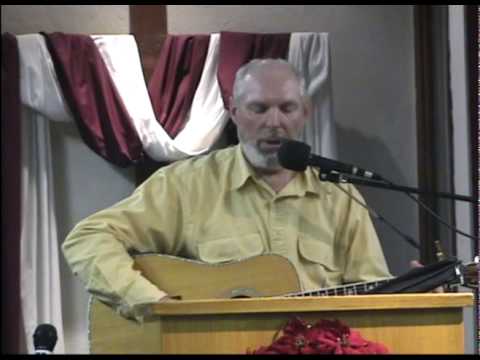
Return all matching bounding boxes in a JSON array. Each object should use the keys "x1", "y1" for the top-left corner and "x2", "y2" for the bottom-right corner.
[{"x1": 319, "y1": 172, "x2": 476, "y2": 203}]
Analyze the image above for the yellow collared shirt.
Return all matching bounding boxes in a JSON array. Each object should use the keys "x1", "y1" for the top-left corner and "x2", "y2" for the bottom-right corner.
[{"x1": 63, "y1": 145, "x2": 391, "y2": 309}]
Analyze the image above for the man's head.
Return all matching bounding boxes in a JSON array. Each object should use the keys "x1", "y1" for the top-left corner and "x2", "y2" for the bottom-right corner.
[{"x1": 230, "y1": 59, "x2": 311, "y2": 173}]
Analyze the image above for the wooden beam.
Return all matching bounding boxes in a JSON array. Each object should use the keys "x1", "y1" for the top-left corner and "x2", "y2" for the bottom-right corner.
[
  {"x1": 414, "y1": 5, "x2": 439, "y2": 264},
  {"x1": 465, "y1": 5, "x2": 479, "y2": 246},
  {"x1": 129, "y1": 5, "x2": 168, "y2": 82},
  {"x1": 464, "y1": 6, "x2": 479, "y2": 354},
  {"x1": 129, "y1": 5, "x2": 169, "y2": 185}
]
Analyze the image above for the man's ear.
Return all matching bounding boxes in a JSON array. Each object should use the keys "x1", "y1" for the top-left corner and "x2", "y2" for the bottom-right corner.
[
  {"x1": 302, "y1": 96, "x2": 313, "y2": 121},
  {"x1": 229, "y1": 97, "x2": 238, "y2": 125}
]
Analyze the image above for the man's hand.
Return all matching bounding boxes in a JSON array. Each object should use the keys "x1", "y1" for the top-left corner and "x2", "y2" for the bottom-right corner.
[
  {"x1": 409, "y1": 260, "x2": 444, "y2": 293},
  {"x1": 117, "y1": 295, "x2": 182, "y2": 323}
]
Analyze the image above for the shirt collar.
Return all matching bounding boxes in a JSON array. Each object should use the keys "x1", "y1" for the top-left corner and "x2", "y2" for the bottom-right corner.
[
  {"x1": 302, "y1": 166, "x2": 324, "y2": 196},
  {"x1": 230, "y1": 145, "x2": 256, "y2": 191}
]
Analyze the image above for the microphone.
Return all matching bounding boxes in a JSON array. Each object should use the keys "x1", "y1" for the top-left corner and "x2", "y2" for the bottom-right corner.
[
  {"x1": 33, "y1": 324, "x2": 57, "y2": 355},
  {"x1": 277, "y1": 140, "x2": 384, "y2": 181}
]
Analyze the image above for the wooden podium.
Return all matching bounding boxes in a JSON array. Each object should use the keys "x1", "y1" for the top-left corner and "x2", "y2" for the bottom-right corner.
[{"x1": 90, "y1": 292, "x2": 473, "y2": 354}]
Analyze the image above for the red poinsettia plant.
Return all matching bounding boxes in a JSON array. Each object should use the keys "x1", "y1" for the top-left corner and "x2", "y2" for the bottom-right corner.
[{"x1": 249, "y1": 317, "x2": 389, "y2": 355}]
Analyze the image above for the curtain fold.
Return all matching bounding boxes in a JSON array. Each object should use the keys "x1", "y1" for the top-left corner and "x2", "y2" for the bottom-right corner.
[
  {"x1": 148, "y1": 34, "x2": 210, "y2": 138},
  {"x1": 19, "y1": 35, "x2": 73, "y2": 123},
  {"x1": 1, "y1": 32, "x2": 22, "y2": 355},
  {"x1": 93, "y1": 33, "x2": 228, "y2": 161},
  {"x1": 17, "y1": 31, "x2": 335, "y2": 165},
  {"x1": 17, "y1": 34, "x2": 67, "y2": 354},
  {"x1": 19, "y1": 109, "x2": 66, "y2": 354},
  {"x1": 42, "y1": 32, "x2": 143, "y2": 167},
  {"x1": 170, "y1": 33, "x2": 229, "y2": 154}
]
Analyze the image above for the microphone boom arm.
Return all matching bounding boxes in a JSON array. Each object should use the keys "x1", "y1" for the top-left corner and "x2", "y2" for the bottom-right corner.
[{"x1": 320, "y1": 171, "x2": 475, "y2": 203}]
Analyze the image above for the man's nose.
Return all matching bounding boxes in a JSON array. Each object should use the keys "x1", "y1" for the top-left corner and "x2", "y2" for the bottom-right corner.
[{"x1": 265, "y1": 107, "x2": 283, "y2": 127}]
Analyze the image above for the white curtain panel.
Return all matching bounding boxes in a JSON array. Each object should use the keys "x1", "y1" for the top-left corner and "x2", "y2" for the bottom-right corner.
[
  {"x1": 17, "y1": 34, "x2": 70, "y2": 354},
  {"x1": 91, "y1": 34, "x2": 181, "y2": 160},
  {"x1": 18, "y1": 35, "x2": 73, "y2": 123},
  {"x1": 92, "y1": 33, "x2": 228, "y2": 162},
  {"x1": 172, "y1": 33, "x2": 230, "y2": 154},
  {"x1": 289, "y1": 33, "x2": 337, "y2": 159}
]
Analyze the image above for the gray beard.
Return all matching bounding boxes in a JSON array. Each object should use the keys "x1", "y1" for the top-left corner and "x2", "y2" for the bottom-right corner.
[{"x1": 240, "y1": 141, "x2": 282, "y2": 172}]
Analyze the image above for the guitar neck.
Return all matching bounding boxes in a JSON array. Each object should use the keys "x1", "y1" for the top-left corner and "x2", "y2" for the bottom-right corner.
[{"x1": 286, "y1": 278, "x2": 392, "y2": 297}]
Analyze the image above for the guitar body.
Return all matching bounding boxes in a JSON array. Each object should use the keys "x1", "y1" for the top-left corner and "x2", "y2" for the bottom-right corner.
[
  {"x1": 89, "y1": 254, "x2": 301, "y2": 353},
  {"x1": 132, "y1": 253, "x2": 301, "y2": 300}
]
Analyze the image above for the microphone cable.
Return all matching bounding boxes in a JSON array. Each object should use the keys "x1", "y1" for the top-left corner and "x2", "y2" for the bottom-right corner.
[
  {"x1": 383, "y1": 177, "x2": 479, "y2": 242},
  {"x1": 325, "y1": 176, "x2": 420, "y2": 250},
  {"x1": 323, "y1": 171, "x2": 478, "y2": 242}
]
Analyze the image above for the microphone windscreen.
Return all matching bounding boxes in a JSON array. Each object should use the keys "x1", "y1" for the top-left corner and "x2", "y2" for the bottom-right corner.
[
  {"x1": 33, "y1": 324, "x2": 57, "y2": 351},
  {"x1": 277, "y1": 140, "x2": 311, "y2": 171}
]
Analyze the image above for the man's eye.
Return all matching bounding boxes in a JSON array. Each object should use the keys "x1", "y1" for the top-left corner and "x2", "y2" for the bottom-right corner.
[
  {"x1": 281, "y1": 103, "x2": 298, "y2": 113},
  {"x1": 248, "y1": 104, "x2": 268, "y2": 113}
]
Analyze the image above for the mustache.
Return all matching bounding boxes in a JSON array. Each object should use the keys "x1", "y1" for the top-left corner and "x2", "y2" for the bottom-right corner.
[{"x1": 258, "y1": 130, "x2": 288, "y2": 140}]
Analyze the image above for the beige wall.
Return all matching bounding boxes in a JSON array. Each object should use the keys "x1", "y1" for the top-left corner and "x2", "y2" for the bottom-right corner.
[{"x1": 1, "y1": 5, "x2": 129, "y2": 34}]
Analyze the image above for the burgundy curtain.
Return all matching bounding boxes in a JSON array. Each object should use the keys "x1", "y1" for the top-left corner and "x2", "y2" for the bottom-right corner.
[
  {"x1": 217, "y1": 31, "x2": 291, "y2": 110},
  {"x1": 1, "y1": 33, "x2": 22, "y2": 354},
  {"x1": 42, "y1": 32, "x2": 144, "y2": 167},
  {"x1": 148, "y1": 34, "x2": 210, "y2": 138}
]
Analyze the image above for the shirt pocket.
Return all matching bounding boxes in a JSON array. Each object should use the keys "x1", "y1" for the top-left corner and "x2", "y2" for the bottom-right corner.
[
  {"x1": 198, "y1": 233, "x2": 264, "y2": 264},
  {"x1": 298, "y1": 235, "x2": 340, "y2": 272}
]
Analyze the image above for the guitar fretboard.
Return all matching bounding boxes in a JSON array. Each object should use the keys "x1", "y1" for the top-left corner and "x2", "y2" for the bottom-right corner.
[{"x1": 285, "y1": 278, "x2": 392, "y2": 297}]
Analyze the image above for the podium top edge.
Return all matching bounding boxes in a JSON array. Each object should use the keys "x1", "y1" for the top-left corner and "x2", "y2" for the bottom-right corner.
[{"x1": 151, "y1": 292, "x2": 474, "y2": 316}]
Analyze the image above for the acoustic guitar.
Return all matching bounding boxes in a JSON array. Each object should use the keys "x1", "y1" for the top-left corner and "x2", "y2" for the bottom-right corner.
[{"x1": 88, "y1": 253, "x2": 477, "y2": 353}]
